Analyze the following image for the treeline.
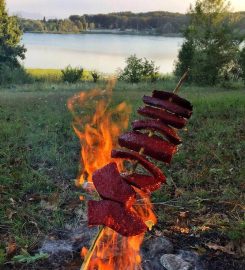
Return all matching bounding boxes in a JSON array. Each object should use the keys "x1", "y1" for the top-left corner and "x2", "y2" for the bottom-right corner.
[
  {"x1": 18, "y1": 11, "x2": 189, "y2": 34},
  {"x1": 18, "y1": 11, "x2": 245, "y2": 35}
]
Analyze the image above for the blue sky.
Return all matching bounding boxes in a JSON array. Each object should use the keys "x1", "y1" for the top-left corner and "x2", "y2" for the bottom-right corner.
[{"x1": 6, "y1": 0, "x2": 245, "y2": 18}]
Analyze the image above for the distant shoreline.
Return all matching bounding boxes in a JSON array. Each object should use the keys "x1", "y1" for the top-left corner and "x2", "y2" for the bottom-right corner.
[{"x1": 23, "y1": 29, "x2": 183, "y2": 37}]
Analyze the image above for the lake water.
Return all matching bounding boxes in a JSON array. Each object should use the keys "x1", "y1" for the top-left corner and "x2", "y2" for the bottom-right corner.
[{"x1": 22, "y1": 33, "x2": 184, "y2": 74}]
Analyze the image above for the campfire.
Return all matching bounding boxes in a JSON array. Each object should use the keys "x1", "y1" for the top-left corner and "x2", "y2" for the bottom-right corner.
[{"x1": 67, "y1": 71, "x2": 192, "y2": 270}]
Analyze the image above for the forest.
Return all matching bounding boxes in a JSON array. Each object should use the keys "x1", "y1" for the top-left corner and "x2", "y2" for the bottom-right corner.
[{"x1": 18, "y1": 11, "x2": 245, "y2": 35}]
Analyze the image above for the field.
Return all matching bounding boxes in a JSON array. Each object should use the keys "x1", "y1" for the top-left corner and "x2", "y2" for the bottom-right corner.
[
  {"x1": 27, "y1": 69, "x2": 94, "y2": 82},
  {"x1": 0, "y1": 79, "x2": 244, "y2": 268}
]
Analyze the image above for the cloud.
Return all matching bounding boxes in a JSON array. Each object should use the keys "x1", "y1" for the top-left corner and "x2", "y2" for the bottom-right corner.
[{"x1": 6, "y1": 0, "x2": 245, "y2": 18}]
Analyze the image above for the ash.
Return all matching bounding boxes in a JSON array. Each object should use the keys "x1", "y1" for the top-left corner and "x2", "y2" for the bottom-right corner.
[{"x1": 39, "y1": 225, "x2": 204, "y2": 270}]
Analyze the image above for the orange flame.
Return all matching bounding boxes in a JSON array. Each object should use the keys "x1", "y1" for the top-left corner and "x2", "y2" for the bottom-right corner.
[
  {"x1": 67, "y1": 80, "x2": 128, "y2": 186},
  {"x1": 68, "y1": 80, "x2": 156, "y2": 270}
]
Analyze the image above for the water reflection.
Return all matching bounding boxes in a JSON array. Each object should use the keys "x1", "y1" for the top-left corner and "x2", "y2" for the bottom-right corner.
[{"x1": 22, "y1": 33, "x2": 184, "y2": 74}]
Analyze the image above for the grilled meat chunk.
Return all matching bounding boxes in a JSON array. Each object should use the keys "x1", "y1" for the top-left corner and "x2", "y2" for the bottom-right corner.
[
  {"x1": 138, "y1": 106, "x2": 187, "y2": 129},
  {"x1": 111, "y1": 149, "x2": 165, "y2": 182},
  {"x1": 152, "y1": 90, "x2": 193, "y2": 111},
  {"x1": 122, "y1": 173, "x2": 163, "y2": 193},
  {"x1": 92, "y1": 162, "x2": 136, "y2": 207},
  {"x1": 88, "y1": 200, "x2": 147, "y2": 236},
  {"x1": 143, "y1": 96, "x2": 192, "y2": 119},
  {"x1": 132, "y1": 119, "x2": 182, "y2": 145},
  {"x1": 118, "y1": 131, "x2": 177, "y2": 163}
]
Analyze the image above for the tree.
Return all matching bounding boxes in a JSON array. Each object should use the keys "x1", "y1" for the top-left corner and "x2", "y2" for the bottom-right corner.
[
  {"x1": 175, "y1": 0, "x2": 242, "y2": 85},
  {"x1": 240, "y1": 46, "x2": 245, "y2": 83},
  {"x1": 174, "y1": 39, "x2": 194, "y2": 81},
  {"x1": 0, "y1": 0, "x2": 26, "y2": 68},
  {"x1": 119, "y1": 55, "x2": 159, "y2": 83}
]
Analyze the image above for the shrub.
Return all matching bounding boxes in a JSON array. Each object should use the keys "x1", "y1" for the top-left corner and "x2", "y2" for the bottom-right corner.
[
  {"x1": 61, "y1": 66, "x2": 83, "y2": 83},
  {"x1": 0, "y1": 64, "x2": 33, "y2": 85},
  {"x1": 239, "y1": 46, "x2": 245, "y2": 84},
  {"x1": 142, "y1": 58, "x2": 160, "y2": 82},
  {"x1": 91, "y1": 70, "x2": 100, "y2": 83},
  {"x1": 119, "y1": 55, "x2": 159, "y2": 83}
]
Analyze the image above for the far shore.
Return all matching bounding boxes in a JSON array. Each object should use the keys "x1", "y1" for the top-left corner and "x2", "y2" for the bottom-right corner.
[{"x1": 23, "y1": 29, "x2": 183, "y2": 37}]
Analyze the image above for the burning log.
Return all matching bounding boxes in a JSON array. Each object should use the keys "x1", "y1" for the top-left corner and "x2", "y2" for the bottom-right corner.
[{"x1": 80, "y1": 70, "x2": 192, "y2": 270}]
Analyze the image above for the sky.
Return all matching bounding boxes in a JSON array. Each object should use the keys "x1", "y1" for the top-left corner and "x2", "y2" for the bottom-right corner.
[{"x1": 6, "y1": 0, "x2": 245, "y2": 19}]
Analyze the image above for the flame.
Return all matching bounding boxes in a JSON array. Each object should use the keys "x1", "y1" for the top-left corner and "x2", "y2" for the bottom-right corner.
[
  {"x1": 81, "y1": 247, "x2": 88, "y2": 258},
  {"x1": 68, "y1": 80, "x2": 156, "y2": 270},
  {"x1": 67, "y1": 80, "x2": 128, "y2": 186}
]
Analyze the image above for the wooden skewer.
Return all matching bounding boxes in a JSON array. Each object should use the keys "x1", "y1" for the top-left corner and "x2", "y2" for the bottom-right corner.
[
  {"x1": 81, "y1": 226, "x2": 104, "y2": 270},
  {"x1": 173, "y1": 68, "x2": 189, "y2": 94},
  {"x1": 81, "y1": 70, "x2": 189, "y2": 270}
]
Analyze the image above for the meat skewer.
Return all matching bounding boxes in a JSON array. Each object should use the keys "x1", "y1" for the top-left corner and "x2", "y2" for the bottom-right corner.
[
  {"x1": 132, "y1": 119, "x2": 182, "y2": 145},
  {"x1": 112, "y1": 149, "x2": 166, "y2": 193},
  {"x1": 152, "y1": 90, "x2": 193, "y2": 110},
  {"x1": 88, "y1": 200, "x2": 147, "y2": 236},
  {"x1": 118, "y1": 131, "x2": 177, "y2": 163},
  {"x1": 82, "y1": 70, "x2": 191, "y2": 270},
  {"x1": 92, "y1": 162, "x2": 136, "y2": 207},
  {"x1": 111, "y1": 149, "x2": 165, "y2": 182},
  {"x1": 143, "y1": 95, "x2": 192, "y2": 118},
  {"x1": 138, "y1": 106, "x2": 187, "y2": 128}
]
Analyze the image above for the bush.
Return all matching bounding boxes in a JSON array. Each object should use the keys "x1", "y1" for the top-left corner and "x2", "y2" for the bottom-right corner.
[
  {"x1": 91, "y1": 70, "x2": 100, "y2": 83},
  {"x1": 61, "y1": 66, "x2": 83, "y2": 83},
  {"x1": 239, "y1": 47, "x2": 245, "y2": 84},
  {"x1": 0, "y1": 64, "x2": 33, "y2": 85},
  {"x1": 119, "y1": 55, "x2": 159, "y2": 83}
]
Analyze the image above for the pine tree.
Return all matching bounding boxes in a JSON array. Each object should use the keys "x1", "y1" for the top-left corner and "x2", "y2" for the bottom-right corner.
[{"x1": 0, "y1": 0, "x2": 26, "y2": 67}]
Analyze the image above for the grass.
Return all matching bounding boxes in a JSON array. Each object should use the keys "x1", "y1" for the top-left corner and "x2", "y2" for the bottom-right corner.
[{"x1": 0, "y1": 79, "x2": 244, "y2": 266}]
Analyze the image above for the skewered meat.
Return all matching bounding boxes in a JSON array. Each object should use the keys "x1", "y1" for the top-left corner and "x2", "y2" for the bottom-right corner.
[
  {"x1": 132, "y1": 119, "x2": 182, "y2": 145},
  {"x1": 118, "y1": 131, "x2": 177, "y2": 163},
  {"x1": 111, "y1": 149, "x2": 165, "y2": 183},
  {"x1": 87, "y1": 89, "x2": 193, "y2": 237},
  {"x1": 92, "y1": 162, "x2": 136, "y2": 207},
  {"x1": 122, "y1": 173, "x2": 163, "y2": 193},
  {"x1": 143, "y1": 96, "x2": 192, "y2": 119},
  {"x1": 152, "y1": 90, "x2": 193, "y2": 111},
  {"x1": 88, "y1": 200, "x2": 147, "y2": 236},
  {"x1": 138, "y1": 106, "x2": 187, "y2": 129}
]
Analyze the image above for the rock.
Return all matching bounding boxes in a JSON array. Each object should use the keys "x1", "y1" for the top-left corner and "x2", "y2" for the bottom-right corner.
[
  {"x1": 143, "y1": 236, "x2": 174, "y2": 258},
  {"x1": 142, "y1": 260, "x2": 164, "y2": 270},
  {"x1": 160, "y1": 254, "x2": 191, "y2": 270},
  {"x1": 38, "y1": 223, "x2": 97, "y2": 266},
  {"x1": 178, "y1": 250, "x2": 199, "y2": 266}
]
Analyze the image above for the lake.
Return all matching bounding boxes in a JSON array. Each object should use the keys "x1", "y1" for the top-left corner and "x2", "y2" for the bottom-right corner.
[{"x1": 22, "y1": 33, "x2": 184, "y2": 74}]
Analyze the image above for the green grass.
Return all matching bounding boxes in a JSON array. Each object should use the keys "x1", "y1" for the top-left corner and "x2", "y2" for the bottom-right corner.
[{"x1": 0, "y1": 80, "x2": 244, "y2": 266}]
